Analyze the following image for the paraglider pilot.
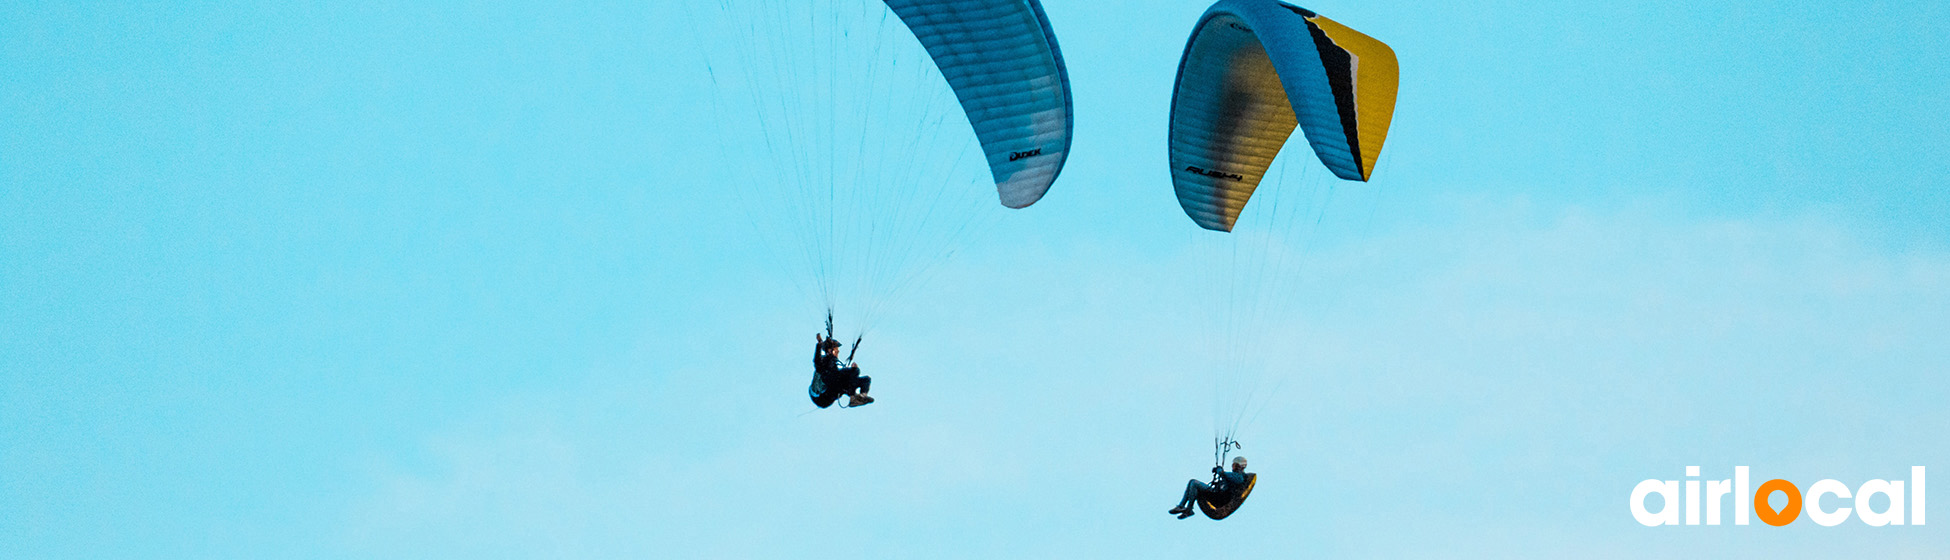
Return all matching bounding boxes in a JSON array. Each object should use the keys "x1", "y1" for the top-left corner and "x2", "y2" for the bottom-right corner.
[
  {"x1": 811, "y1": 333, "x2": 873, "y2": 408},
  {"x1": 1169, "y1": 456, "x2": 1250, "y2": 519}
]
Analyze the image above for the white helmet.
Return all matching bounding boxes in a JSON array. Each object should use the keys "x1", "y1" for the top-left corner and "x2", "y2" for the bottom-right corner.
[{"x1": 1231, "y1": 456, "x2": 1248, "y2": 469}]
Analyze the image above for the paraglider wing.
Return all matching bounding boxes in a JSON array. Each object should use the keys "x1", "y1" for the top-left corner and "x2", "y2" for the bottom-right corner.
[
  {"x1": 884, "y1": 0, "x2": 1074, "y2": 208},
  {"x1": 1168, "y1": 0, "x2": 1398, "y2": 231}
]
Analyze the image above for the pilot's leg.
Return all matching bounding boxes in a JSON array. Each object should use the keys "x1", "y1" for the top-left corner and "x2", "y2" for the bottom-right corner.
[
  {"x1": 1181, "y1": 479, "x2": 1214, "y2": 507},
  {"x1": 1171, "y1": 479, "x2": 1213, "y2": 516}
]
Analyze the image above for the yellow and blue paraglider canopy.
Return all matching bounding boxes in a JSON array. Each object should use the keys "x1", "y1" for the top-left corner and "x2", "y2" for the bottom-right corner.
[{"x1": 1168, "y1": 0, "x2": 1399, "y2": 231}]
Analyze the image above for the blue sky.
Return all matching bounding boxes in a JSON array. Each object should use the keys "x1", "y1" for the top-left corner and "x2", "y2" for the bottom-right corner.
[{"x1": 3, "y1": 0, "x2": 1947, "y2": 557}]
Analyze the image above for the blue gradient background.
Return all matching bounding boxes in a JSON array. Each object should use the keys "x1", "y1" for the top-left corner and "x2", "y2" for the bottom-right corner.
[{"x1": 3, "y1": 1, "x2": 1946, "y2": 557}]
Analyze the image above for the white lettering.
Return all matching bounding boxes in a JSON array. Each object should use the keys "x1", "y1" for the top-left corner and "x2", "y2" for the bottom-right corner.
[
  {"x1": 1632, "y1": 479, "x2": 1680, "y2": 527},
  {"x1": 1685, "y1": 467, "x2": 1701, "y2": 525},
  {"x1": 1916, "y1": 466, "x2": 1927, "y2": 525},
  {"x1": 1856, "y1": 480, "x2": 1904, "y2": 526},
  {"x1": 1735, "y1": 466, "x2": 1749, "y2": 525},
  {"x1": 1634, "y1": 466, "x2": 1930, "y2": 528},
  {"x1": 1706, "y1": 478, "x2": 1732, "y2": 525},
  {"x1": 1807, "y1": 479, "x2": 1852, "y2": 527}
]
